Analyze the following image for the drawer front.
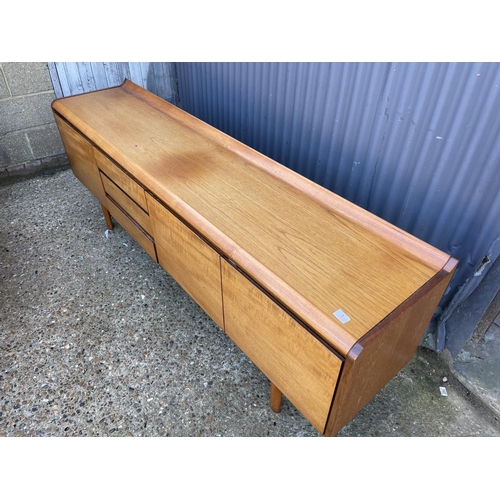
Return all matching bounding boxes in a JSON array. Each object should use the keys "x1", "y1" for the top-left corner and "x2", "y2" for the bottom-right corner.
[
  {"x1": 107, "y1": 197, "x2": 157, "y2": 262},
  {"x1": 100, "y1": 172, "x2": 152, "y2": 235},
  {"x1": 146, "y1": 193, "x2": 224, "y2": 329},
  {"x1": 221, "y1": 259, "x2": 342, "y2": 433},
  {"x1": 54, "y1": 115, "x2": 106, "y2": 205},
  {"x1": 94, "y1": 149, "x2": 148, "y2": 211}
]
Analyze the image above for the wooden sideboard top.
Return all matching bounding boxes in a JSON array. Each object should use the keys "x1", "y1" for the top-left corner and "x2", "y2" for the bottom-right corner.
[{"x1": 52, "y1": 80, "x2": 455, "y2": 356}]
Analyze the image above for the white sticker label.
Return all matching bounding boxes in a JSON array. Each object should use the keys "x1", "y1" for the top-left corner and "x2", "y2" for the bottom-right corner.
[{"x1": 333, "y1": 309, "x2": 351, "y2": 324}]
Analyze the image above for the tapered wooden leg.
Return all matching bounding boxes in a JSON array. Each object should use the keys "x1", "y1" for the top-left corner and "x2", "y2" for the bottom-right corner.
[
  {"x1": 270, "y1": 382, "x2": 282, "y2": 413},
  {"x1": 101, "y1": 204, "x2": 114, "y2": 230}
]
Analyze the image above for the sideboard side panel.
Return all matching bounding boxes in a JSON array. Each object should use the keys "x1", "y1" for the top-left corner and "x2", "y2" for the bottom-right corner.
[
  {"x1": 53, "y1": 114, "x2": 107, "y2": 206},
  {"x1": 325, "y1": 258, "x2": 457, "y2": 436}
]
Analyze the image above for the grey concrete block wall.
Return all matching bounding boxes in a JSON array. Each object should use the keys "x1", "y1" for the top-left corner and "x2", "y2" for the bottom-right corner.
[{"x1": 0, "y1": 62, "x2": 68, "y2": 180}]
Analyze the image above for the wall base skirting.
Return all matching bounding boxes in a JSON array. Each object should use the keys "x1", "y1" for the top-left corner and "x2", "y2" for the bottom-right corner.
[{"x1": 0, "y1": 153, "x2": 69, "y2": 185}]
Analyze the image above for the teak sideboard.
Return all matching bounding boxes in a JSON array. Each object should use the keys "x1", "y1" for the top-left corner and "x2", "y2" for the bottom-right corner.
[{"x1": 52, "y1": 80, "x2": 457, "y2": 436}]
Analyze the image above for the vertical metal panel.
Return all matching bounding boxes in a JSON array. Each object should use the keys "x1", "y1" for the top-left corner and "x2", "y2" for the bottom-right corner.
[
  {"x1": 176, "y1": 62, "x2": 500, "y2": 348},
  {"x1": 48, "y1": 62, "x2": 178, "y2": 104}
]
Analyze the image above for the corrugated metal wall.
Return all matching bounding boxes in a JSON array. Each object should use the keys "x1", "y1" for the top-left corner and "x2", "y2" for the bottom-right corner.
[
  {"x1": 48, "y1": 62, "x2": 178, "y2": 103},
  {"x1": 176, "y1": 62, "x2": 500, "y2": 349}
]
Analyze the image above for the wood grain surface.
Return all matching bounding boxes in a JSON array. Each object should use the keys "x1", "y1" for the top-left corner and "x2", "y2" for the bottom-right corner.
[
  {"x1": 146, "y1": 193, "x2": 224, "y2": 329},
  {"x1": 54, "y1": 114, "x2": 107, "y2": 206},
  {"x1": 324, "y1": 257, "x2": 458, "y2": 436},
  {"x1": 221, "y1": 259, "x2": 342, "y2": 433},
  {"x1": 100, "y1": 173, "x2": 152, "y2": 235},
  {"x1": 52, "y1": 81, "x2": 452, "y2": 355},
  {"x1": 105, "y1": 196, "x2": 157, "y2": 263},
  {"x1": 94, "y1": 148, "x2": 148, "y2": 212}
]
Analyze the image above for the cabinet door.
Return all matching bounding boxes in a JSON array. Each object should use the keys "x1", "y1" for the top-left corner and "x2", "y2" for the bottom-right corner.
[
  {"x1": 221, "y1": 259, "x2": 342, "y2": 433},
  {"x1": 54, "y1": 114, "x2": 106, "y2": 205},
  {"x1": 146, "y1": 193, "x2": 224, "y2": 329}
]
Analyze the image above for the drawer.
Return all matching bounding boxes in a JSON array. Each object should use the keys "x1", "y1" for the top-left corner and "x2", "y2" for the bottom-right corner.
[
  {"x1": 100, "y1": 172, "x2": 152, "y2": 235},
  {"x1": 221, "y1": 259, "x2": 342, "y2": 433},
  {"x1": 94, "y1": 149, "x2": 148, "y2": 211},
  {"x1": 106, "y1": 197, "x2": 157, "y2": 263},
  {"x1": 146, "y1": 193, "x2": 224, "y2": 329}
]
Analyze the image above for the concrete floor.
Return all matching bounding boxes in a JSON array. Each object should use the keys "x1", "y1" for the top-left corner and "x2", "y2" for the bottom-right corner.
[
  {"x1": 450, "y1": 315, "x2": 500, "y2": 418},
  {"x1": 1, "y1": 168, "x2": 499, "y2": 437}
]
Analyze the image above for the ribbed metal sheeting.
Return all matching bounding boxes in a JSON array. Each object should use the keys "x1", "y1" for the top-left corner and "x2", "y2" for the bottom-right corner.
[
  {"x1": 48, "y1": 62, "x2": 178, "y2": 103},
  {"x1": 176, "y1": 62, "x2": 500, "y2": 348}
]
